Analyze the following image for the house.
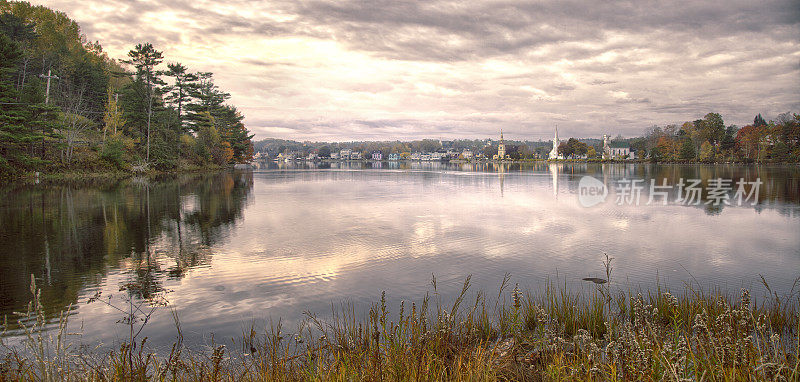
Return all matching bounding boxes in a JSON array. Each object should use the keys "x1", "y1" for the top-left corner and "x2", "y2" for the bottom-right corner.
[
  {"x1": 388, "y1": 153, "x2": 400, "y2": 161},
  {"x1": 431, "y1": 151, "x2": 445, "y2": 161},
  {"x1": 420, "y1": 153, "x2": 432, "y2": 161},
  {"x1": 330, "y1": 152, "x2": 340, "y2": 160},
  {"x1": 609, "y1": 141, "x2": 635, "y2": 160},
  {"x1": 340, "y1": 149, "x2": 352, "y2": 158},
  {"x1": 350, "y1": 151, "x2": 361, "y2": 160},
  {"x1": 410, "y1": 152, "x2": 421, "y2": 160},
  {"x1": 461, "y1": 149, "x2": 473, "y2": 159},
  {"x1": 372, "y1": 151, "x2": 383, "y2": 161},
  {"x1": 307, "y1": 152, "x2": 318, "y2": 160}
]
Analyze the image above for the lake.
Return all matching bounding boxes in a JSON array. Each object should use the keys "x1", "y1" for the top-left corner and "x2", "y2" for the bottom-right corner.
[{"x1": 1, "y1": 162, "x2": 799, "y2": 349}]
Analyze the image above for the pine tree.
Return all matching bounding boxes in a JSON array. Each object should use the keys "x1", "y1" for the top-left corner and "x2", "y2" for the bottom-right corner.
[
  {"x1": 124, "y1": 43, "x2": 163, "y2": 163},
  {"x1": 0, "y1": 33, "x2": 31, "y2": 177},
  {"x1": 754, "y1": 114, "x2": 767, "y2": 127},
  {"x1": 184, "y1": 72, "x2": 230, "y2": 131},
  {"x1": 162, "y1": 62, "x2": 197, "y2": 132}
]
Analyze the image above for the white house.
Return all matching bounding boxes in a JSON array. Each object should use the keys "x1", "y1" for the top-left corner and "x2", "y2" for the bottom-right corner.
[
  {"x1": 388, "y1": 153, "x2": 400, "y2": 161},
  {"x1": 350, "y1": 151, "x2": 361, "y2": 160},
  {"x1": 340, "y1": 149, "x2": 352, "y2": 158},
  {"x1": 461, "y1": 149, "x2": 473, "y2": 159},
  {"x1": 609, "y1": 142, "x2": 635, "y2": 159},
  {"x1": 330, "y1": 152, "x2": 340, "y2": 159}
]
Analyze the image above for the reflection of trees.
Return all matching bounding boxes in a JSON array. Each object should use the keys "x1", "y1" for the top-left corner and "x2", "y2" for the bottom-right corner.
[{"x1": 0, "y1": 171, "x2": 253, "y2": 321}]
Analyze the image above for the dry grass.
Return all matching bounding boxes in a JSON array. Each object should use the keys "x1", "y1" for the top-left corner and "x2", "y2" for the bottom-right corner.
[{"x1": 1, "y1": 268, "x2": 798, "y2": 381}]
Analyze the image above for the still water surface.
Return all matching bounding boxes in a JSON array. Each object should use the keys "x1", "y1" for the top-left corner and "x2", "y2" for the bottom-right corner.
[{"x1": 1, "y1": 162, "x2": 798, "y2": 348}]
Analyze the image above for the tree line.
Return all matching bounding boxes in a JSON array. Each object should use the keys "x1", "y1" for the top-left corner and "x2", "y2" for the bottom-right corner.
[
  {"x1": 640, "y1": 112, "x2": 800, "y2": 163},
  {"x1": 0, "y1": 1, "x2": 254, "y2": 180},
  {"x1": 253, "y1": 111, "x2": 799, "y2": 163}
]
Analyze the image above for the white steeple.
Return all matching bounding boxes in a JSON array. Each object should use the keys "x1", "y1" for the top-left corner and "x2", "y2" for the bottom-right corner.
[{"x1": 548, "y1": 125, "x2": 560, "y2": 159}]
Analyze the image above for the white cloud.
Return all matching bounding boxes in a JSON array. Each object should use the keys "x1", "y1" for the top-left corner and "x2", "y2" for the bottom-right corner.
[{"x1": 33, "y1": 0, "x2": 800, "y2": 140}]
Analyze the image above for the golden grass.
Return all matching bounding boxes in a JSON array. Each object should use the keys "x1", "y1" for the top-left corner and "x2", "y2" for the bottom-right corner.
[{"x1": 1, "y1": 271, "x2": 798, "y2": 381}]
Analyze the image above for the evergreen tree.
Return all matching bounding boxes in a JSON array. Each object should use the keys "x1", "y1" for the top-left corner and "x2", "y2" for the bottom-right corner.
[
  {"x1": 162, "y1": 62, "x2": 197, "y2": 131},
  {"x1": 184, "y1": 72, "x2": 229, "y2": 131},
  {"x1": 0, "y1": 33, "x2": 24, "y2": 174},
  {"x1": 754, "y1": 114, "x2": 767, "y2": 127},
  {"x1": 124, "y1": 43, "x2": 163, "y2": 163}
]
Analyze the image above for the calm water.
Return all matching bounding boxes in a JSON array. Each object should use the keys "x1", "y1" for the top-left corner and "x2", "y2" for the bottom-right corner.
[{"x1": 1, "y1": 163, "x2": 799, "y2": 349}]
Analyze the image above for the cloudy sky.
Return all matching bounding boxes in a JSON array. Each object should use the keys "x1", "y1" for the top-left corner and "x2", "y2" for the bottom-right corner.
[{"x1": 35, "y1": 0, "x2": 799, "y2": 141}]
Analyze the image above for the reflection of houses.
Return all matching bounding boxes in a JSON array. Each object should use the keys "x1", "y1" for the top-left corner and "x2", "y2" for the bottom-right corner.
[
  {"x1": 372, "y1": 151, "x2": 383, "y2": 161},
  {"x1": 388, "y1": 153, "x2": 400, "y2": 161}
]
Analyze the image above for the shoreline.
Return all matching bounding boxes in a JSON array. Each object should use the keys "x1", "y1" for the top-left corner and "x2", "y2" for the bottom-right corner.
[
  {"x1": 3, "y1": 165, "x2": 234, "y2": 186},
  {"x1": 267, "y1": 158, "x2": 800, "y2": 165}
]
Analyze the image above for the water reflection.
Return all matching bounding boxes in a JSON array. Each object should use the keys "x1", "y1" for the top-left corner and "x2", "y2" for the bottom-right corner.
[
  {"x1": 0, "y1": 164, "x2": 798, "y2": 349},
  {"x1": 0, "y1": 171, "x2": 253, "y2": 322}
]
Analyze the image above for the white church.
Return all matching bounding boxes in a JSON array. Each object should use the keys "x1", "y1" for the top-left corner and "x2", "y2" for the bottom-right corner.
[{"x1": 548, "y1": 126, "x2": 563, "y2": 160}]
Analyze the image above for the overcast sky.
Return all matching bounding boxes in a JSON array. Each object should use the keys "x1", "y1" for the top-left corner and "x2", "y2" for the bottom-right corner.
[{"x1": 35, "y1": 0, "x2": 800, "y2": 141}]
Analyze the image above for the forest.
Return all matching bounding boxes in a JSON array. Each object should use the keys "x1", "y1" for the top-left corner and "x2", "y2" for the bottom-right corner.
[{"x1": 0, "y1": 1, "x2": 254, "y2": 181}]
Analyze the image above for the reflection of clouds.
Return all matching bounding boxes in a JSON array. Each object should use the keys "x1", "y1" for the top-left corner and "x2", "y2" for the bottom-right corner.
[{"x1": 54, "y1": 168, "x2": 800, "y2": 349}]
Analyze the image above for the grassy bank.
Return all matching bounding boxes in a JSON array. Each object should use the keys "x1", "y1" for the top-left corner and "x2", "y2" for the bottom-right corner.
[{"x1": 2, "y1": 268, "x2": 798, "y2": 381}]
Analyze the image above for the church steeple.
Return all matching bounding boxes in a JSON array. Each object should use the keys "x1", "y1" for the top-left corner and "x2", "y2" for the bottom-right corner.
[
  {"x1": 548, "y1": 125, "x2": 560, "y2": 159},
  {"x1": 497, "y1": 129, "x2": 506, "y2": 160}
]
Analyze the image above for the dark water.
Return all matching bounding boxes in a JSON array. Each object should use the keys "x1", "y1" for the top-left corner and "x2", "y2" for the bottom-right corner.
[{"x1": 1, "y1": 163, "x2": 798, "y2": 349}]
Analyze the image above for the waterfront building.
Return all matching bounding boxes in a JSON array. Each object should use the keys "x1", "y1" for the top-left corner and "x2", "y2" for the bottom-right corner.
[
  {"x1": 497, "y1": 130, "x2": 506, "y2": 159},
  {"x1": 548, "y1": 126, "x2": 562, "y2": 159},
  {"x1": 610, "y1": 141, "x2": 635, "y2": 159},
  {"x1": 372, "y1": 151, "x2": 383, "y2": 161}
]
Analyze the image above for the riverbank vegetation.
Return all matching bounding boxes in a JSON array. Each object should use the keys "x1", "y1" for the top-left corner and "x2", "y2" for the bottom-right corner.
[
  {"x1": 254, "y1": 111, "x2": 799, "y2": 164},
  {"x1": 0, "y1": 1, "x2": 254, "y2": 182},
  {"x1": 2, "y1": 265, "x2": 798, "y2": 380}
]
